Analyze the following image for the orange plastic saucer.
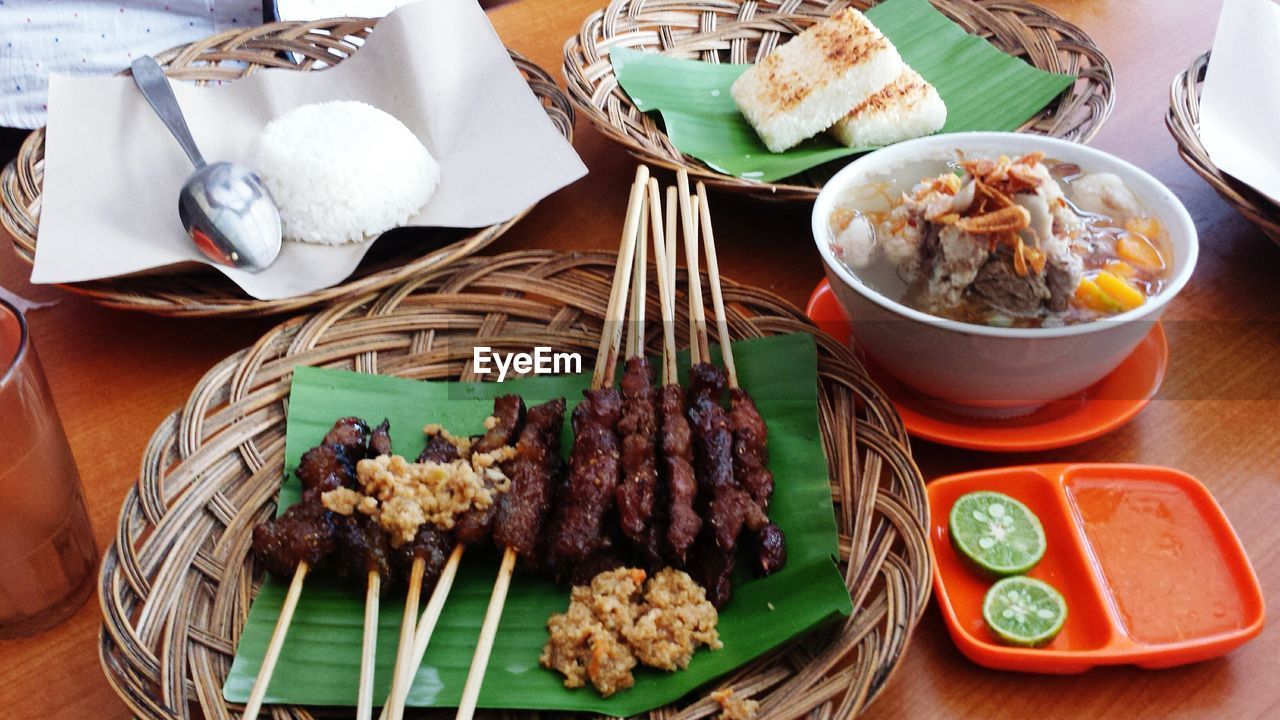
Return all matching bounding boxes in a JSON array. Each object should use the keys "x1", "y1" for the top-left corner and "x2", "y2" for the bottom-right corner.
[
  {"x1": 804, "y1": 279, "x2": 1168, "y2": 452},
  {"x1": 928, "y1": 464, "x2": 1265, "y2": 674}
]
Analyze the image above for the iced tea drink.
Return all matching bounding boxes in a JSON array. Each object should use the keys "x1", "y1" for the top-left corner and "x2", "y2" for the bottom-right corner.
[{"x1": 0, "y1": 299, "x2": 97, "y2": 638}]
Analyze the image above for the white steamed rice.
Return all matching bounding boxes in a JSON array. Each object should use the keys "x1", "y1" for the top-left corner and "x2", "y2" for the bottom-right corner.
[{"x1": 250, "y1": 100, "x2": 440, "y2": 245}]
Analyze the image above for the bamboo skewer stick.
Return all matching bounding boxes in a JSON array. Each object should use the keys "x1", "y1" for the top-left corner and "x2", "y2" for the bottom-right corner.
[
  {"x1": 687, "y1": 196, "x2": 703, "y2": 363},
  {"x1": 382, "y1": 558, "x2": 424, "y2": 720},
  {"x1": 454, "y1": 544, "x2": 517, "y2": 720},
  {"x1": 242, "y1": 561, "x2": 308, "y2": 720},
  {"x1": 594, "y1": 165, "x2": 650, "y2": 388},
  {"x1": 455, "y1": 166, "x2": 651, "y2": 720},
  {"x1": 381, "y1": 545, "x2": 466, "y2": 720},
  {"x1": 649, "y1": 179, "x2": 677, "y2": 386},
  {"x1": 628, "y1": 192, "x2": 649, "y2": 360},
  {"x1": 677, "y1": 170, "x2": 709, "y2": 361},
  {"x1": 664, "y1": 185, "x2": 681, "y2": 380},
  {"x1": 357, "y1": 571, "x2": 382, "y2": 720},
  {"x1": 685, "y1": 201, "x2": 709, "y2": 358},
  {"x1": 696, "y1": 182, "x2": 739, "y2": 389}
]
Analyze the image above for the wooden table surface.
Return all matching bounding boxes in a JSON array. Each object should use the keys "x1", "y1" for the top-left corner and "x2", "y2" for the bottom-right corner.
[{"x1": 2, "y1": 1, "x2": 1277, "y2": 718}]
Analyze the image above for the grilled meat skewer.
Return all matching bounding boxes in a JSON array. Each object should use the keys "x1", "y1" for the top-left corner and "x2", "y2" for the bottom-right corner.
[
  {"x1": 550, "y1": 387, "x2": 623, "y2": 562},
  {"x1": 659, "y1": 383, "x2": 700, "y2": 564},
  {"x1": 494, "y1": 397, "x2": 567, "y2": 560},
  {"x1": 616, "y1": 356, "x2": 659, "y2": 544},
  {"x1": 454, "y1": 395, "x2": 525, "y2": 545}
]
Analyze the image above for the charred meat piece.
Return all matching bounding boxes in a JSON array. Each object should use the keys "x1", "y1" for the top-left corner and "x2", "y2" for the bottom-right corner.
[
  {"x1": 367, "y1": 418, "x2": 393, "y2": 458},
  {"x1": 543, "y1": 510, "x2": 624, "y2": 585},
  {"x1": 727, "y1": 387, "x2": 787, "y2": 575},
  {"x1": 323, "y1": 416, "x2": 370, "y2": 455},
  {"x1": 334, "y1": 513, "x2": 397, "y2": 590},
  {"x1": 494, "y1": 398, "x2": 567, "y2": 559},
  {"x1": 659, "y1": 384, "x2": 700, "y2": 564},
  {"x1": 689, "y1": 536, "x2": 736, "y2": 608},
  {"x1": 634, "y1": 524, "x2": 667, "y2": 574},
  {"x1": 397, "y1": 525, "x2": 454, "y2": 587},
  {"x1": 473, "y1": 394, "x2": 525, "y2": 454},
  {"x1": 566, "y1": 547, "x2": 627, "y2": 586},
  {"x1": 295, "y1": 443, "x2": 355, "y2": 493},
  {"x1": 454, "y1": 493, "x2": 498, "y2": 544},
  {"x1": 728, "y1": 388, "x2": 773, "y2": 509},
  {"x1": 689, "y1": 387, "x2": 743, "y2": 551},
  {"x1": 753, "y1": 523, "x2": 787, "y2": 577},
  {"x1": 688, "y1": 362, "x2": 727, "y2": 404},
  {"x1": 550, "y1": 388, "x2": 623, "y2": 562},
  {"x1": 706, "y1": 485, "x2": 768, "y2": 551},
  {"x1": 417, "y1": 433, "x2": 461, "y2": 464},
  {"x1": 252, "y1": 489, "x2": 336, "y2": 578},
  {"x1": 687, "y1": 363, "x2": 734, "y2": 499},
  {"x1": 616, "y1": 357, "x2": 658, "y2": 544},
  {"x1": 454, "y1": 395, "x2": 527, "y2": 545},
  {"x1": 690, "y1": 363, "x2": 778, "y2": 563}
]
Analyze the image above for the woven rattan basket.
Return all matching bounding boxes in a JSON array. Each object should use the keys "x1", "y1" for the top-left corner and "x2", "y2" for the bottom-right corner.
[
  {"x1": 98, "y1": 250, "x2": 930, "y2": 719},
  {"x1": 564, "y1": 0, "x2": 1114, "y2": 202},
  {"x1": 0, "y1": 20, "x2": 575, "y2": 318},
  {"x1": 1167, "y1": 52, "x2": 1280, "y2": 247}
]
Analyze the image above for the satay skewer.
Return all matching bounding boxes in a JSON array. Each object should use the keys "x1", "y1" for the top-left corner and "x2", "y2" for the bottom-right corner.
[
  {"x1": 244, "y1": 418, "x2": 367, "y2": 719},
  {"x1": 696, "y1": 181, "x2": 787, "y2": 577},
  {"x1": 454, "y1": 165, "x2": 650, "y2": 720},
  {"x1": 241, "y1": 561, "x2": 308, "y2": 720}
]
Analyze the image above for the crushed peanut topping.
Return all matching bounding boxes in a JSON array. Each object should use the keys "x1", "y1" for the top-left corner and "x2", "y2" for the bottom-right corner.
[
  {"x1": 356, "y1": 454, "x2": 506, "y2": 546},
  {"x1": 541, "y1": 568, "x2": 721, "y2": 697},
  {"x1": 482, "y1": 415, "x2": 499, "y2": 430},
  {"x1": 321, "y1": 487, "x2": 363, "y2": 515},
  {"x1": 472, "y1": 445, "x2": 518, "y2": 469},
  {"x1": 423, "y1": 423, "x2": 472, "y2": 454},
  {"x1": 711, "y1": 688, "x2": 760, "y2": 720}
]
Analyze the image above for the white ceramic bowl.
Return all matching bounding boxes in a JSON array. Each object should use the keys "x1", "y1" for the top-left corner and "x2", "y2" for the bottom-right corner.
[{"x1": 811, "y1": 132, "x2": 1198, "y2": 417}]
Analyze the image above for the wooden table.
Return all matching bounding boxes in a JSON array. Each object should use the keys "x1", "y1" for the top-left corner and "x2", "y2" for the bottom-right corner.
[{"x1": 2, "y1": 1, "x2": 1277, "y2": 718}]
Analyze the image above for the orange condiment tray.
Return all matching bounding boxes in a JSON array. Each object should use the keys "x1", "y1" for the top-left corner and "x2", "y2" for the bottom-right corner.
[{"x1": 928, "y1": 464, "x2": 1265, "y2": 674}]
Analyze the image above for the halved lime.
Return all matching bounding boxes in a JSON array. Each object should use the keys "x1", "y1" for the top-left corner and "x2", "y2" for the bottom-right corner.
[
  {"x1": 983, "y1": 576, "x2": 1068, "y2": 647},
  {"x1": 949, "y1": 491, "x2": 1046, "y2": 577}
]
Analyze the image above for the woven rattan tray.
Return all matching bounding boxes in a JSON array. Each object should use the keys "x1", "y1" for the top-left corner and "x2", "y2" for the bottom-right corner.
[
  {"x1": 98, "y1": 250, "x2": 930, "y2": 719},
  {"x1": 564, "y1": 0, "x2": 1114, "y2": 202},
  {"x1": 0, "y1": 20, "x2": 574, "y2": 318},
  {"x1": 1167, "y1": 51, "x2": 1280, "y2": 248}
]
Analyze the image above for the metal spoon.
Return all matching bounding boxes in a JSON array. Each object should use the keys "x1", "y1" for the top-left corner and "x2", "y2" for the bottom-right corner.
[{"x1": 130, "y1": 56, "x2": 281, "y2": 272}]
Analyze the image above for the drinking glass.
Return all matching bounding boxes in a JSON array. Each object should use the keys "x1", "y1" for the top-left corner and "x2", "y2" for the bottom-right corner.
[{"x1": 0, "y1": 298, "x2": 97, "y2": 638}]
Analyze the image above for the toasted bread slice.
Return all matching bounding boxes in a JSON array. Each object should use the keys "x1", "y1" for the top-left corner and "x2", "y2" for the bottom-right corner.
[
  {"x1": 731, "y1": 8, "x2": 903, "y2": 153},
  {"x1": 829, "y1": 67, "x2": 947, "y2": 148}
]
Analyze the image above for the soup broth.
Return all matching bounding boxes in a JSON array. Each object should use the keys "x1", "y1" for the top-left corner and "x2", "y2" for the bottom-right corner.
[{"x1": 826, "y1": 153, "x2": 1174, "y2": 328}]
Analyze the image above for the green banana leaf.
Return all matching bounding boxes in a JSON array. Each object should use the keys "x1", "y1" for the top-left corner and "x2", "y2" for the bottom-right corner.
[
  {"x1": 223, "y1": 332, "x2": 852, "y2": 715},
  {"x1": 611, "y1": 0, "x2": 1078, "y2": 182}
]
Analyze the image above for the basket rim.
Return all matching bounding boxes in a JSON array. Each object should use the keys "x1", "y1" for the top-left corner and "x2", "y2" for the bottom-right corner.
[
  {"x1": 1165, "y1": 49, "x2": 1280, "y2": 245},
  {"x1": 0, "y1": 18, "x2": 577, "y2": 318},
  {"x1": 562, "y1": 0, "x2": 1116, "y2": 202},
  {"x1": 95, "y1": 249, "x2": 932, "y2": 720}
]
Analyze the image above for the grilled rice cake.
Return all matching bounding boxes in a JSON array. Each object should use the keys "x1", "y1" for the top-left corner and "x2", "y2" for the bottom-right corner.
[
  {"x1": 730, "y1": 8, "x2": 903, "y2": 153},
  {"x1": 829, "y1": 67, "x2": 947, "y2": 148}
]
